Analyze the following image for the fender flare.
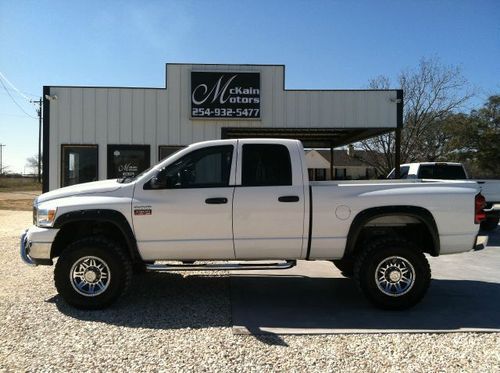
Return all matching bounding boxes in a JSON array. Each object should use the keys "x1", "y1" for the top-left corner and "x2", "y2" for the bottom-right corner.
[
  {"x1": 345, "y1": 205, "x2": 440, "y2": 257},
  {"x1": 53, "y1": 209, "x2": 140, "y2": 261}
]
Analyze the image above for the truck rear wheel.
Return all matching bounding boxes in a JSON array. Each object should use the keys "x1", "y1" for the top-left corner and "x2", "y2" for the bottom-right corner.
[
  {"x1": 354, "y1": 238, "x2": 431, "y2": 310},
  {"x1": 480, "y1": 217, "x2": 499, "y2": 231},
  {"x1": 54, "y1": 237, "x2": 132, "y2": 310}
]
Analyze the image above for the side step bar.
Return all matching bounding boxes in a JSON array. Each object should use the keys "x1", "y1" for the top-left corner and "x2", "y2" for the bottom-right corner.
[{"x1": 146, "y1": 260, "x2": 296, "y2": 272}]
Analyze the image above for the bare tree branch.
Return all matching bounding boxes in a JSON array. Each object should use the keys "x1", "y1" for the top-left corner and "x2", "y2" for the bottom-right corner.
[{"x1": 356, "y1": 57, "x2": 474, "y2": 174}]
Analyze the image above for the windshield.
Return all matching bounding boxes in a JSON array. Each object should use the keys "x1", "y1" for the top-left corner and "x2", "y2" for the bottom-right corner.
[
  {"x1": 387, "y1": 166, "x2": 410, "y2": 179},
  {"x1": 117, "y1": 165, "x2": 154, "y2": 183},
  {"x1": 117, "y1": 147, "x2": 186, "y2": 183}
]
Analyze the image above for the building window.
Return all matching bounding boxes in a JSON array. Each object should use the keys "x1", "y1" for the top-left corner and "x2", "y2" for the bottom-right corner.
[
  {"x1": 158, "y1": 145, "x2": 185, "y2": 161},
  {"x1": 335, "y1": 168, "x2": 347, "y2": 180},
  {"x1": 315, "y1": 169, "x2": 326, "y2": 181},
  {"x1": 242, "y1": 144, "x2": 292, "y2": 186},
  {"x1": 107, "y1": 145, "x2": 150, "y2": 179},
  {"x1": 61, "y1": 145, "x2": 98, "y2": 187}
]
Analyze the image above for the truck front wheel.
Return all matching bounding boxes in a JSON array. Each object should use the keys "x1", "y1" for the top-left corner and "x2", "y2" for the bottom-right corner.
[
  {"x1": 54, "y1": 237, "x2": 132, "y2": 309},
  {"x1": 354, "y1": 238, "x2": 431, "y2": 310}
]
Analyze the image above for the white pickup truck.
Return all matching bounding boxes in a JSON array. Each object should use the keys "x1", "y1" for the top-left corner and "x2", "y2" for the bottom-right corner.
[
  {"x1": 21, "y1": 139, "x2": 488, "y2": 310},
  {"x1": 388, "y1": 162, "x2": 500, "y2": 230}
]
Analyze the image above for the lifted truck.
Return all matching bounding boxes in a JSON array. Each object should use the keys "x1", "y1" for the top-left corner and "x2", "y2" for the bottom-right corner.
[{"x1": 21, "y1": 139, "x2": 488, "y2": 310}]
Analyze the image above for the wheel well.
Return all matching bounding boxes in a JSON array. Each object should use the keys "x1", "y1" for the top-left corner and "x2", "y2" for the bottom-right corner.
[
  {"x1": 345, "y1": 206, "x2": 440, "y2": 260},
  {"x1": 51, "y1": 220, "x2": 137, "y2": 261}
]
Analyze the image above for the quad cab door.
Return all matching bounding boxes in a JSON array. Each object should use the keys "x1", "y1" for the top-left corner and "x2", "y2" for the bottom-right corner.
[
  {"x1": 132, "y1": 142, "x2": 237, "y2": 261},
  {"x1": 232, "y1": 140, "x2": 307, "y2": 259}
]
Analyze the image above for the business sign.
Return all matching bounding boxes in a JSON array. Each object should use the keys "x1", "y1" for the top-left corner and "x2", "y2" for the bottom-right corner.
[{"x1": 191, "y1": 72, "x2": 260, "y2": 119}]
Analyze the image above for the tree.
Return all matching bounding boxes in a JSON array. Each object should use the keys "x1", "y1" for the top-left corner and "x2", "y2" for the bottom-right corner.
[
  {"x1": 445, "y1": 95, "x2": 500, "y2": 178},
  {"x1": 25, "y1": 154, "x2": 42, "y2": 175},
  {"x1": 357, "y1": 57, "x2": 474, "y2": 175},
  {"x1": 0, "y1": 165, "x2": 10, "y2": 175}
]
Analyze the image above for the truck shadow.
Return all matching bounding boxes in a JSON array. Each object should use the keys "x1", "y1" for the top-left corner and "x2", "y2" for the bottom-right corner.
[
  {"x1": 51, "y1": 272, "x2": 232, "y2": 329},
  {"x1": 52, "y1": 271, "x2": 500, "y2": 333},
  {"x1": 481, "y1": 225, "x2": 500, "y2": 246},
  {"x1": 229, "y1": 275, "x2": 500, "y2": 334}
]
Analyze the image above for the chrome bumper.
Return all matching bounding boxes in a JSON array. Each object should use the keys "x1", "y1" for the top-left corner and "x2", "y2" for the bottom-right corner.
[
  {"x1": 20, "y1": 229, "x2": 53, "y2": 266},
  {"x1": 473, "y1": 235, "x2": 489, "y2": 251},
  {"x1": 20, "y1": 229, "x2": 36, "y2": 266}
]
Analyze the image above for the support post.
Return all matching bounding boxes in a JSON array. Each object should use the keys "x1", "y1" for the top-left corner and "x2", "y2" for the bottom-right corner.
[
  {"x1": 395, "y1": 128, "x2": 401, "y2": 178},
  {"x1": 37, "y1": 97, "x2": 42, "y2": 183},
  {"x1": 0, "y1": 144, "x2": 5, "y2": 174},
  {"x1": 329, "y1": 143, "x2": 334, "y2": 180}
]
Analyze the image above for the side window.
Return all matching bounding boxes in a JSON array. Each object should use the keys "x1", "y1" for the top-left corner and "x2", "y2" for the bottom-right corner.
[
  {"x1": 242, "y1": 144, "x2": 292, "y2": 186},
  {"x1": 152, "y1": 145, "x2": 233, "y2": 189},
  {"x1": 399, "y1": 166, "x2": 410, "y2": 179},
  {"x1": 418, "y1": 165, "x2": 434, "y2": 179}
]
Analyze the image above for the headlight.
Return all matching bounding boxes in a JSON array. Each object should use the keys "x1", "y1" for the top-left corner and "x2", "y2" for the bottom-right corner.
[{"x1": 35, "y1": 207, "x2": 57, "y2": 227}]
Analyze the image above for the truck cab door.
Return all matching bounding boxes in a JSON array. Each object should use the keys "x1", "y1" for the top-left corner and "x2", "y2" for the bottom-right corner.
[
  {"x1": 232, "y1": 141, "x2": 307, "y2": 260},
  {"x1": 132, "y1": 143, "x2": 237, "y2": 261}
]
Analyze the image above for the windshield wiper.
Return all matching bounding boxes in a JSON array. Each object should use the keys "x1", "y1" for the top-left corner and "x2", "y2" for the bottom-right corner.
[{"x1": 117, "y1": 177, "x2": 135, "y2": 184}]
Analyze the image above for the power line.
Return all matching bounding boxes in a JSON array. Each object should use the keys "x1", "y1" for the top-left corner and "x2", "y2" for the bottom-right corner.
[
  {"x1": 0, "y1": 87, "x2": 38, "y2": 98},
  {"x1": 0, "y1": 78, "x2": 37, "y2": 119},
  {"x1": 0, "y1": 71, "x2": 35, "y2": 102}
]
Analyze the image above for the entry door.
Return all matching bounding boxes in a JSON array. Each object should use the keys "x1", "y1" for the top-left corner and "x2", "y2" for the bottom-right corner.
[
  {"x1": 133, "y1": 144, "x2": 236, "y2": 261},
  {"x1": 233, "y1": 142, "x2": 306, "y2": 259}
]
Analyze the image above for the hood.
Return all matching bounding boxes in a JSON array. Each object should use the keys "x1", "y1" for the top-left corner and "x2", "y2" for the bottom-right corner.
[{"x1": 36, "y1": 179, "x2": 122, "y2": 204}]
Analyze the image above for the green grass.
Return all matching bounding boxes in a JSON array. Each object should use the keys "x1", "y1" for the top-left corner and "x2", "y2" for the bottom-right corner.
[{"x1": 0, "y1": 176, "x2": 42, "y2": 192}]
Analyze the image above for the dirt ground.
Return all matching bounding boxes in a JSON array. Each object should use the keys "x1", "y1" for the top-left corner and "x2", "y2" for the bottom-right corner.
[{"x1": 0, "y1": 190, "x2": 39, "y2": 211}]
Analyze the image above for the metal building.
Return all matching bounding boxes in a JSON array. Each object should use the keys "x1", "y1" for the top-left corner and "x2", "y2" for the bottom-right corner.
[{"x1": 42, "y1": 63, "x2": 402, "y2": 191}]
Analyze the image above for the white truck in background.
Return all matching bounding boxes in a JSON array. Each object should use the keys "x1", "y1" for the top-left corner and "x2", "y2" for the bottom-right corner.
[
  {"x1": 388, "y1": 162, "x2": 500, "y2": 230},
  {"x1": 21, "y1": 140, "x2": 488, "y2": 310}
]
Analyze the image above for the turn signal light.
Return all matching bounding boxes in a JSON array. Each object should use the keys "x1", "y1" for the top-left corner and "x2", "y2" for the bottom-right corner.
[{"x1": 475, "y1": 193, "x2": 486, "y2": 224}]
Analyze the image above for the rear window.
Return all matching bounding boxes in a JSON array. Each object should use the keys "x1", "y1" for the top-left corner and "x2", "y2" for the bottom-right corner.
[
  {"x1": 242, "y1": 144, "x2": 292, "y2": 186},
  {"x1": 418, "y1": 165, "x2": 466, "y2": 179}
]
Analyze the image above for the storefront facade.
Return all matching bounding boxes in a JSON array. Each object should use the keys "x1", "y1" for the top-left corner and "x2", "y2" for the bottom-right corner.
[{"x1": 42, "y1": 63, "x2": 402, "y2": 191}]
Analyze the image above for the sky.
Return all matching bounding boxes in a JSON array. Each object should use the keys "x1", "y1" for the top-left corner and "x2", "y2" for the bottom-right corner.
[{"x1": 0, "y1": 0, "x2": 499, "y2": 173}]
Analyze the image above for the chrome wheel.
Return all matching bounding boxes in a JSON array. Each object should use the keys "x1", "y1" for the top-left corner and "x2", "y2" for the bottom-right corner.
[
  {"x1": 70, "y1": 256, "x2": 111, "y2": 297},
  {"x1": 375, "y1": 256, "x2": 415, "y2": 297}
]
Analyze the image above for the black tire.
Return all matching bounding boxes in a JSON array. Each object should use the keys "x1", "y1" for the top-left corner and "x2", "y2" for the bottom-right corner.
[
  {"x1": 480, "y1": 217, "x2": 499, "y2": 231},
  {"x1": 54, "y1": 237, "x2": 132, "y2": 310},
  {"x1": 332, "y1": 258, "x2": 354, "y2": 277},
  {"x1": 354, "y1": 238, "x2": 431, "y2": 310},
  {"x1": 133, "y1": 260, "x2": 154, "y2": 274}
]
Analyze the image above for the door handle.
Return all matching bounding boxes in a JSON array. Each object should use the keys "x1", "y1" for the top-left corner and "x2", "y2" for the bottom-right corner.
[
  {"x1": 205, "y1": 197, "x2": 228, "y2": 204},
  {"x1": 278, "y1": 195, "x2": 300, "y2": 202}
]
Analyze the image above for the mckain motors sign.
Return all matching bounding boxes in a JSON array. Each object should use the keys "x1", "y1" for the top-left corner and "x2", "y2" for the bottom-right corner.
[{"x1": 191, "y1": 71, "x2": 260, "y2": 119}]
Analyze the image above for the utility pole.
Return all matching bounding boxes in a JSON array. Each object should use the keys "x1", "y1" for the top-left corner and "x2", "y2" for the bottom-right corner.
[
  {"x1": 30, "y1": 98, "x2": 42, "y2": 183},
  {"x1": 0, "y1": 144, "x2": 5, "y2": 175}
]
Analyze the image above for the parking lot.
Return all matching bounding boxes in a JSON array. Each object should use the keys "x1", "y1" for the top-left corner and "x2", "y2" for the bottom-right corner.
[{"x1": 1, "y1": 209, "x2": 499, "y2": 371}]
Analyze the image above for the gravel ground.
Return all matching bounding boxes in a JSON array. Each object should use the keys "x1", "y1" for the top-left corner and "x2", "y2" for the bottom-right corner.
[{"x1": 1, "y1": 210, "x2": 499, "y2": 372}]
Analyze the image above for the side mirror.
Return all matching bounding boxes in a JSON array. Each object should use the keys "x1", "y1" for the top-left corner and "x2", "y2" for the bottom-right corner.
[{"x1": 148, "y1": 172, "x2": 168, "y2": 189}]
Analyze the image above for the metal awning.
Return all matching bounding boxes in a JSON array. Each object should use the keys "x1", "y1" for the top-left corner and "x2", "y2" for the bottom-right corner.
[{"x1": 221, "y1": 127, "x2": 394, "y2": 148}]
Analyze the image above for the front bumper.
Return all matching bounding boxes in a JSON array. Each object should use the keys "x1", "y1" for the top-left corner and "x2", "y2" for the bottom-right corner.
[
  {"x1": 473, "y1": 235, "x2": 489, "y2": 251},
  {"x1": 20, "y1": 226, "x2": 58, "y2": 266}
]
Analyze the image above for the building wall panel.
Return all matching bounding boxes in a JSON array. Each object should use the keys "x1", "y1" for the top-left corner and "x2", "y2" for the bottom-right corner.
[{"x1": 107, "y1": 89, "x2": 120, "y2": 143}]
